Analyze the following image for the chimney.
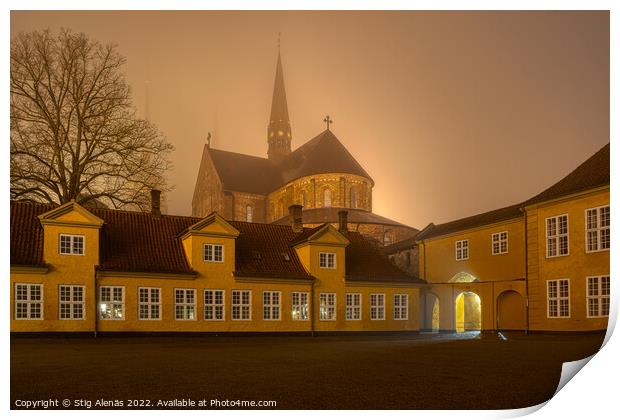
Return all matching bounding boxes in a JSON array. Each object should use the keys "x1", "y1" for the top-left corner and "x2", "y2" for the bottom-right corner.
[
  {"x1": 338, "y1": 210, "x2": 348, "y2": 233},
  {"x1": 151, "y1": 189, "x2": 161, "y2": 217},
  {"x1": 289, "y1": 204, "x2": 303, "y2": 233}
]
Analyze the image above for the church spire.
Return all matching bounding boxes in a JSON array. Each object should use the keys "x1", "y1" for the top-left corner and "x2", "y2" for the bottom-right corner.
[{"x1": 267, "y1": 37, "x2": 292, "y2": 163}]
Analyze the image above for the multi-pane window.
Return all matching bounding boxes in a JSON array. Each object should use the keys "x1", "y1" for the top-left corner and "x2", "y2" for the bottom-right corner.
[
  {"x1": 59, "y1": 234, "x2": 84, "y2": 255},
  {"x1": 246, "y1": 205, "x2": 253, "y2": 223},
  {"x1": 291, "y1": 292, "x2": 309, "y2": 320},
  {"x1": 263, "y1": 291, "x2": 281, "y2": 320},
  {"x1": 323, "y1": 189, "x2": 332, "y2": 207},
  {"x1": 586, "y1": 206, "x2": 610, "y2": 252},
  {"x1": 456, "y1": 240, "x2": 469, "y2": 261},
  {"x1": 139, "y1": 287, "x2": 161, "y2": 320},
  {"x1": 319, "y1": 252, "x2": 336, "y2": 269},
  {"x1": 346, "y1": 293, "x2": 361, "y2": 320},
  {"x1": 175, "y1": 289, "x2": 196, "y2": 320},
  {"x1": 370, "y1": 293, "x2": 385, "y2": 320},
  {"x1": 232, "y1": 290, "x2": 251, "y2": 320},
  {"x1": 546, "y1": 215, "x2": 569, "y2": 257},
  {"x1": 547, "y1": 279, "x2": 570, "y2": 318},
  {"x1": 394, "y1": 294, "x2": 408, "y2": 320},
  {"x1": 492, "y1": 231, "x2": 508, "y2": 255},
  {"x1": 319, "y1": 293, "x2": 336, "y2": 320},
  {"x1": 99, "y1": 286, "x2": 125, "y2": 320},
  {"x1": 204, "y1": 289, "x2": 225, "y2": 321},
  {"x1": 203, "y1": 244, "x2": 224, "y2": 262},
  {"x1": 587, "y1": 276, "x2": 610, "y2": 318},
  {"x1": 14, "y1": 284, "x2": 43, "y2": 320},
  {"x1": 59, "y1": 285, "x2": 84, "y2": 320}
]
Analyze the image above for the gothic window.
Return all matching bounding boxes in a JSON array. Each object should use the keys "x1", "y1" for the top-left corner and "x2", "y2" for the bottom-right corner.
[
  {"x1": 300, "y1": 191, "x2": 307, "y2": 208},
  {"x1": 349, "y1": 188, "x2": 357, "y2": 209},
  {"x1": 246, "y1": 205, "x2": 253, "y2": 223},
  {"x1": 323, "y1": 189, "x2": 332, "y2": 208}
]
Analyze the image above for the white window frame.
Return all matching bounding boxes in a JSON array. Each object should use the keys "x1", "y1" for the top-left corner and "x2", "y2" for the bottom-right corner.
[
  {"x1": 491, "y1": 231, "x2": 508, "y2": 255},
  {"x1": 291, "y1": 291, "x2": 309, "y2": 321},
  {"x1": 59, "y1": 234, "x2": 85, "y2": 255},
  {"x1": 585, "y1": 206, "x2": 610, "y2": 253},
  {"x1": 455, "y1": 240, "x2": 469, "y2": 261},
  {"x1": 138, "y1": 287, "x2": 161, "y2": 320},
  {"x1": 204, "y1": 289, "x2": 225, "y2": 321},
  {"x1": 546, "y1": 214, "x2": 569, "y2": 258},
  {"x1": 263, "y1": 291, "x2": 281, "y2": 321},
  {"x1": 59, "y1": 285, "x2": 85, "y2": 320},
  {"x1": 393, "y1": 294, "x2": 409, "y2": 320},
  {"x1": 586, "y1": 275, "x2": 610, "y2": 318},
  {"x1": 319, "y1": 252, "x2": 336, "y2": 269},
  {"x1": 370, "y1": 293, "x2": 385, "y2": 320},
  {"x1": 319, "y1": 292, "x2": 336, "y2": 321},
  {"x1": 14, "y1": 283, "x2": 43, "y2": 320},
  {"x1": 203, "y1": 243, "x2": 224, "y2": 263},
  {"x1": 231, "y1": 290, "x2": 252, "y2": 321},
  {"x1": 547, "y1": 279, "x2": 570, "y2": 318},
  {"x1": 345, "y1": 293, "x2": 361, "y2": 321},
  {"x1": 99, "y1": 286, "x2": 125, "y2": 320},
  {"x1": 174, "y1": 288, "x2": 196, "y2": 321}
]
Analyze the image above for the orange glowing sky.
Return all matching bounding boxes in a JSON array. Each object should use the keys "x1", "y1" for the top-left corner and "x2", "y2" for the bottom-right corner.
[{"x1": 10, "y1": 11, "x2": 609, "y2": 228}]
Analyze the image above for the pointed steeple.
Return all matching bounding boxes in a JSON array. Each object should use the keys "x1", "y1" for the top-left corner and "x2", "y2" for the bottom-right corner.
[{"x1": 267, "y1": 41, "x2": 292, "y2": 163}]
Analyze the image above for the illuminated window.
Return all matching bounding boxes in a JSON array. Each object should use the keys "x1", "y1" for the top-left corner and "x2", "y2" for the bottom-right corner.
[
  {"x1": 204, "y1": 289, "x2": 224, "y2": 321},
  {"x1": 59, "y1": 234, "x2": 84, "y2": 255},
  {"x1": 370, "y1": 294, "x2": 385, "y2": 320},
  {"x1": 246, "y1": 205, "x2": 253, "y2": 223},
  {"x1": 203, "y1": 244, "x2": 224, "y2": 262},
  {"x1": 14, "y1": 284, "x2": 43, "y2": 320},
  {"x1": 300, "y1": 191, "x2": 307, "y2": 207},
  {"x1": 455, "y1": 240, "x2": 469, "y2": 261},
  {"x1": 263, "y1": 291, "x2": 281, "y2": 320},
  {"x1": 349, "y1": 188, "x2": 357, "y2": 209},
  {"x1": 319, "y1": 293, "x2": 336, "y2": 320},
  {"x1": 492, "y1": 231, "x2": 508, "y2": 255},
  {"x1": 546, "y1": 215, "x2": 569, "y2": 257},
  {"x1": 139, "y1": 287, "x2": 161, "y2": 320},
  {"x1": 232, "y1": 290, "x2": 251, "y2": 320},
  {"x1": 99, "y1": 286, "x2": 124, "y2": 320},
  {"x1": 174, "y1": 288, "x2": 196, "y2": 320},
  {"x1": 323, "y1": 189, "x2": 332, "y2": 208},
  {"x1": 586, "y1": 206, "x2": 610, "y2": 252},
  {"x1": 59, "y1": 285, "x2": 84, "y2": 320},
  {"x1": 291, "y1": 292, "x2": 309, "y2": 320},
  {"x1": 587, "y1": 276, "x2": 610, "y2": 317},
  {"x1": 394, "y1": 294, "x2": 408, "y2": 320},
  {"x1": 346, "y1": 293, "x2": 361, "y2": 320},
  {"x1": 547, "y1": 279, "x2": 570, "y2": 318},
  {"x1": 319, "y1": 252, "x2": 336, "y2": 269}
]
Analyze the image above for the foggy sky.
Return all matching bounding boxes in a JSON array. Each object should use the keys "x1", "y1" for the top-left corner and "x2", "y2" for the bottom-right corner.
[{"x1": 10, "y1": 11, "x2": 609, "y2": 229}]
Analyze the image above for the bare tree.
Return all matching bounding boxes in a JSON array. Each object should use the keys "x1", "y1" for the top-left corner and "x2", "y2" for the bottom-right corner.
[{"x1": 10, "y1": 29, "x2": 173, "y2": 210}]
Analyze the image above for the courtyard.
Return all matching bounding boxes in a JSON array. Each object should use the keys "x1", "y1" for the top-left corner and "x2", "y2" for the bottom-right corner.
[{"x1": 11, "y1": 331, "x2": 605, "y2": 410}]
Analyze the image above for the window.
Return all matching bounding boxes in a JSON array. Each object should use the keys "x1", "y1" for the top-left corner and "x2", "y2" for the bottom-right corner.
[
  {"x1": 232, "y1": 290, "x2": 251, "y2": 320},
  {"x1": 99, "y1": 286, "x2": 125, "y2": 320},
  {"x1": 263, "y1": 291, "x2": 281, "y2": 320},
  {"x1": 204, "y1": 289, "x2": 225, "y2": 321},
  {"x1": 547, "y1": 279, "x2": 570, "y2": 318},
  {"x1": 346, "y1": 293, "x2": 361, "y2": 320},
  {"x1": 291, "y1": 292, "x2": 309, "y2": 320},
  {"x1": 203, "y1": 244, "x2": 224, "y2": 262},
  {"x1": 546, "y1": 215, "x2": 569, "y2": 257},
  {"x1": 394, "y1": 294, "x2": 408, "y2": 320},
  {"x1": 455, "y1": 240, "x2": 469, "y2": 261},
  {"x1": 245, "y1": 205, "x2": 253, "y2": 223},
  {"x1": 174, "y1": 288, "x2": 196, "y2": 320},
  {"x1": 492, "y1": 231, "x2": 508, "y2": 255},
  {"x1": 319, "y1": 293, "x2": 336, "y2": 320},
  {"x1": 59, "y1": 285, "x2": 84, "y2": 320},
  {"x1": 383, "y1": 231, "x2": 392, "y2": 246},
  {"x1": 349, "y1": 188, "x2": 357, "y2": 209},
  {"x1": 586, "y1": 206, "x2": 610, "y2": 252},
  {"x1": 319, "y1": 252, "x2": 336, "y2": 269},
  {"x1": 59, "y1": 234, "x2": 84, "y2": 255},
  {"x1": 139, "y1": 287, "x2": 161, "y2": 320},
  {"x1": 587, "y1": 276, "x2": 610, "y2": 317},
  {"x1": 300, "y1": 191, "x2": 307, "y2": 208},
  {"x1": 370, "y1": 293, "x2": 385, "y2": 320},
  {"x1": 323, "y1": 189, "x2": 332, "y2": 208},
  {"x1": 14, "y1": 284, "x2": 43, "y2": 320}
]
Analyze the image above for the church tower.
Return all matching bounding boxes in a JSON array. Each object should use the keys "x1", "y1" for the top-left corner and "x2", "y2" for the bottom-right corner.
[{"x1": 267, "y1": 50, "x2": 292, "y2": 163}]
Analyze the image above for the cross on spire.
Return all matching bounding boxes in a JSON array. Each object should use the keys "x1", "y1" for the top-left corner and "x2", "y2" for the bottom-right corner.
[{"x1": 323, "y1": 115, "x2": 333, "y2": 130}]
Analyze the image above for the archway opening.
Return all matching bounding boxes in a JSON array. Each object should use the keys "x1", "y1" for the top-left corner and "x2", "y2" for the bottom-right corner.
[
  {"x1": 455, "y1": 292, "x2": 481, "y2": 332},
  {"x1": 497, "y1": 290, "x2": 526, "y2": 331}
]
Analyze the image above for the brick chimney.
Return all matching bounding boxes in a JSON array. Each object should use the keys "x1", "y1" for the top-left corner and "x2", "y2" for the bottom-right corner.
[
  {"x1": 289, "y1": 204, "x2": 303, "y2": 233},
  {"x1": 338, "y1": 210, "x2": 348, "y2": 233},
  {"x1": 151, "y1": 189, "x2": 161, "y2": 217}
]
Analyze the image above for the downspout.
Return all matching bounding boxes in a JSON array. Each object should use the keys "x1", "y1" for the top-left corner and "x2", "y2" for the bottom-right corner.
[
  {"x1": 94, "y1": 270, "x2": 98, "y2": 338},
  {"x1": 522, "y1": 207, "x2": 530, "y2": 335},
  {"x1": 310, "y1": 280, "x2": 315, "y2": 337}
]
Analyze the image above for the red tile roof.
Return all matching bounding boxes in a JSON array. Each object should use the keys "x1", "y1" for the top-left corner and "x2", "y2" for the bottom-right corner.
[{"x1": 274, "y1": 207, "x2": 417, "y2": 229}]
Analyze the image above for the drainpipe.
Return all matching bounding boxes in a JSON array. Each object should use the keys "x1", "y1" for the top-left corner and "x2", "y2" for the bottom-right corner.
[
  {"x1": 310, "y1": 280, "x2": 315, "y2": 337},
  {"x1": 522, "y1": 207, "x2": 530, "y2": 335},
  {"x1": 94, "y1": 271, "x2": 98, "y2": 338}
]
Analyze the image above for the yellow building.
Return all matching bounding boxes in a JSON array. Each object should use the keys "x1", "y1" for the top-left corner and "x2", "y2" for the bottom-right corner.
[{"x1": 10, "y1": 199, "x2": 423, "y2": 336}]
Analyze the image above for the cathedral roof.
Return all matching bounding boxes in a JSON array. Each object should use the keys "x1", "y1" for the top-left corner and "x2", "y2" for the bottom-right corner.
[
  {"x1": 269, "y1": 51, "x2": 289, "y2": 123},
  {"x1": 208, "y1": 147, "x2": 282, "y2": 194},
  {"x1": 273, "y1": 207, "x2": 415, "y2": 229}
]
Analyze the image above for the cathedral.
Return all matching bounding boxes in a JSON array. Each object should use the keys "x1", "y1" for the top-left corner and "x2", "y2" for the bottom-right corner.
[{"x1": 192, "y1": 49, "x2": 419, "y2": 246}]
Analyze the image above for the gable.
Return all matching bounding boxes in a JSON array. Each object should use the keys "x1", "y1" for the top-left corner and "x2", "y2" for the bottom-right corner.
[
  {"x1": 38, "y1": 201, "x2": 104, "y2": 227},
  {"x1": 185, "y1": 212, "x2": 240, "y2": 238}
]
